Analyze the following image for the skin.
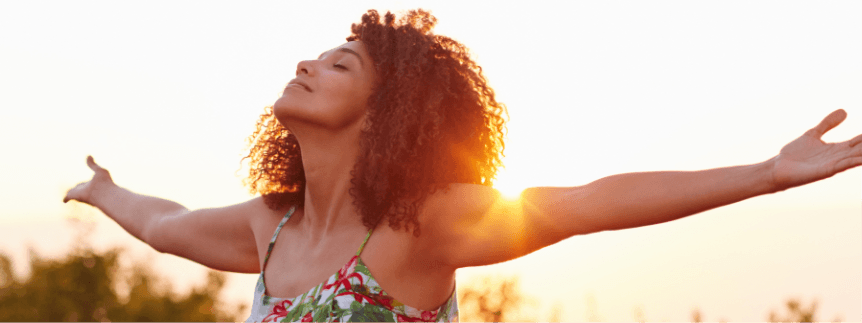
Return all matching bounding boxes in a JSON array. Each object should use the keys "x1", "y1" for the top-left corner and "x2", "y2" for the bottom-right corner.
[
  {"x1": 263, "y1": 41, "x2": 458, "y2": 308},
  {"x1": 270, "y1": 40, "x2": 376, "y2": 243},
  {"x1": 64, "y1": 40, "x2": 862, "y2": 312}
]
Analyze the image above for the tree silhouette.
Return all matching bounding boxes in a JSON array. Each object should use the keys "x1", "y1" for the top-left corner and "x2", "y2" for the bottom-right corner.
[
  {"x1": 458, "y1": 275, "x2": 563, "y2": 322},
  {"x1": 768, "y1": 298, "x2": 843, "y2": 323},
  {"x1": 458, "y1": 275, "x2": 845, "y2": 322},
  {"x1": 458, "y1": 275, "x2": 529, "y2": 322},
  {"x1": 0, "y1": 241, "x2": 246, "y2": 321},
  {"x1": 691, "y1": 307, "x2": 703, "y2": 322}
]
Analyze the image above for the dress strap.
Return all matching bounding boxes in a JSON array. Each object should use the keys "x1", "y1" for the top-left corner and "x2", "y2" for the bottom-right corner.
[
  {"x1": 262, "y1": 206, "x2": 296, "y2": 272},
  {"x1": 355, "y1": 228, "x2": 374, "y2": 257}
]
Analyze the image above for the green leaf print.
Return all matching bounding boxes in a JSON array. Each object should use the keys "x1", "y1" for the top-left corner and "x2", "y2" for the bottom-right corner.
[
  {"x1": 312, "y1": 305, "x2": 331, "y2": 322},
  {"x1": 332, "y1": 307, "x2": 349, "y2": 318},
  {"x1": 354, "y1": 261, "x2": 373, "y2": 277},
  {"x1": 346, "y1": 303, "x2": 391, "y2": 322},
  {"x1": 284, "y1": 302, "x2": 308, "y2": 322},
  {"x1": 367, "y1": 305, "x2": 394, "y2": 322},
  {"x1": 349, "y1": 301, "x2": 363, "y2": 313}
]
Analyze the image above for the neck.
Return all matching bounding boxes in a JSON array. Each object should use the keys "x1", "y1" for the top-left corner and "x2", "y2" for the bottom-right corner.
[{"x1": 291, "y1": 122, "x2": 366, "y2": 235}]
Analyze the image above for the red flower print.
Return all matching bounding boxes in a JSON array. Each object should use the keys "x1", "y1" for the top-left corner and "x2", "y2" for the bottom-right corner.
[
  {"x1": 262, "y1": 299, "x2": 293, "y2": 322},
  {"x1": 395, "y1": 309, "x2": 438, "y2": 322},
  {"x1": 300, "y1": 311, "x2": 313, "y2": 322},
  {"x1": 339, "y1": 256, "x2": 358, "y2": 277},
  {"x1": 420, "y1": 310, "x2": 437, "y2": 321},
  {"x1": 396, "y1": 313, "x2": 426, "y2": 322},
  {"x1": 370, "y1": 293, "x2": 395, "y2": 310},
  {"x1": 322, "y1": 256, "x2": 364, "y2": 291},
  {"x1": 335, "y1": 290, "x2": 377, "y2": 305}
]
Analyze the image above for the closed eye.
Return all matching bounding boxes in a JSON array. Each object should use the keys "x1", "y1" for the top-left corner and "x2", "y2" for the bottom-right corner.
[{"x1": 334, "y1": 64, "x2": 347, "y2": 70}]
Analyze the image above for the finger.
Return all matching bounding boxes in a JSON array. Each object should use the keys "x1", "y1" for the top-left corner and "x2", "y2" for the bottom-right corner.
[
  {"x1": 848, "y1": 133, "x2": 862, "y2": 148},
  {"x1": 86, "y1": 155, "x2": 102, "y2": 172},
  {"x1": 834, "y1": 156, "x2": 862, "y2": 174},
  {"x1": 807, "y1": 109, "x2": 847, "y2": 139}
]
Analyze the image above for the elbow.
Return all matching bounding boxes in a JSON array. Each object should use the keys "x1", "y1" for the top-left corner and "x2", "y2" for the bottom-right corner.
[{"x1": 142, "y1": 217, "x2": 166, "y2": 254}]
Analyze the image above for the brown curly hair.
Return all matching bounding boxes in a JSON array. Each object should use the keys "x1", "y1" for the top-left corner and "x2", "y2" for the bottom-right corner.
[{"x1": 241, "y1": 9, "x2": 507, "y2": 236}]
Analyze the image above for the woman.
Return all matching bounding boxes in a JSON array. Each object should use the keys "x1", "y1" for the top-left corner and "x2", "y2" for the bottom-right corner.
[{"x1": 63, "y1": 9, "x2": 861, "y2": 322}]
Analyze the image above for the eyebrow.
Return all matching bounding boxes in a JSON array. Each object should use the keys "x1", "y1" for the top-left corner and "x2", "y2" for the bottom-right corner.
[{"x1": 318, "y1": 48, "x2": 365, "y2": 67}]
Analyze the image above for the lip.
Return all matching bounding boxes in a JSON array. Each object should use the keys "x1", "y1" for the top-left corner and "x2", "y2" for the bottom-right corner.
[{"x1": 287, "y1": 79, "x2": 312, "y2": 92}]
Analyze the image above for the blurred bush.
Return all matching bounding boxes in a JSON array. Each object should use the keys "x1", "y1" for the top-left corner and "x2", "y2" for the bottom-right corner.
[
  {"x1": 0, "y1": 242, "x2": 246, "y2": 321},
  {"x1": 458, "y1": 274, "x2": 841, "y2": 322}
]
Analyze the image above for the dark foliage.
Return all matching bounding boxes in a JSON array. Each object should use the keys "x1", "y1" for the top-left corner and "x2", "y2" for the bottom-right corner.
[{"x1": 0, "y1": 243, "x2": 246, "y2": 321}]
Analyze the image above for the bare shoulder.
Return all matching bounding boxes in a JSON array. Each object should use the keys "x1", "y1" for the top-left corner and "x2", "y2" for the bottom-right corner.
[
  {"x1": 413, "y1": 184, "x2": 503, "y2": 259},
  {"x1": 420, "y1": 183, "x2": 500, "y2": 217},
  {"x1": 418, "y1": 183, "x2": 502, "y2": 227},
  {"x1": 244, "y1": 196, "x2": 296, "y2": 227},
  {"x1": 415, "y1": 183, "x2": 589, "y2": 269},
  {"x1": 150, "y1": 195, "x2": 293, "y2": 273},
  {"x1": 245, "y1": 195, "x2": 293, "y2": 214}
]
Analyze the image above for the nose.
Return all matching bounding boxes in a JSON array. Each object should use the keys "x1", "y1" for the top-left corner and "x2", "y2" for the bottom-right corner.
[{"x1": 296, "y1": 60, "x2": 314, "y2": 76}]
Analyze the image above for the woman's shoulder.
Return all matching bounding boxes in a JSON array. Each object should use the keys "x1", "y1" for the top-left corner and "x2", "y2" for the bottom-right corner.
[
  {"x1": 406, "y1": 183, "x2": 506, "y2": 268},
  {"x1": 422, "y1": 183, "x2": 501, "y2": 216},
  {"x1": 414, "y1": 183, "x2": 501, "y2": 239},
  {"x1": 246, "y1": 196, "x2": 300, "y2": 231}
]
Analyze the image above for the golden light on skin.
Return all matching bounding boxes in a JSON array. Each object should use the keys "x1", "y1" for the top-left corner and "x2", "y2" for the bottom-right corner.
[
  {"x1": 444, "y1": 186, "x2": 531, "y2": 267},
  {"x1": 493, "y1": 168, "x2": 528, "y2": 200},
  {"x1": 495, "y1": 182, "x2": 527, "y2": 200},
  {"x1": 486, "y1": 195, "x2": 528, "y2": 259},
  {"x1": 464, "y1": 187, "x2": 566, "y2": 267}
]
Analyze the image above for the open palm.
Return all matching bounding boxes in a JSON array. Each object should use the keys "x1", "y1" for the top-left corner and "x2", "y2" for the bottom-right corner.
[{"x1": 772, "y1": 109, "x2": 862, "y2": 192}]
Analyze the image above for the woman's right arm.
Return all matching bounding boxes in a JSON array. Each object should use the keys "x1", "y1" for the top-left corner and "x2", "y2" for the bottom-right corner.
[{"x1": 64, "y1": 156, "x2": 264, "y2": 274}]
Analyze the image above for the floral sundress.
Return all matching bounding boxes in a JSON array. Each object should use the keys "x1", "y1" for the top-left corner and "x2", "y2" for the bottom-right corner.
[{"x1": 245, "y1": 206, "x2": 459, "y2": 322}]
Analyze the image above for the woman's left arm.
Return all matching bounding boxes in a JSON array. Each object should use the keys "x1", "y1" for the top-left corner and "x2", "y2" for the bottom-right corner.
[
  {"x1": 426, "y1": 109, "x2": 862, "y2": 269},
  {"x1": 582, "y1": 109, "x2": 862, "y2": 233}
]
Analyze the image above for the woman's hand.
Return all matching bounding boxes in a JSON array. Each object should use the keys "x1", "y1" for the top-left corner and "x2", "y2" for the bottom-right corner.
[
  {"x1": 63, "y1": 155, "x2": 115, "y2": 206},
  {"x1": 771, "y1": 109, "x2": 862, "y2": 192}
]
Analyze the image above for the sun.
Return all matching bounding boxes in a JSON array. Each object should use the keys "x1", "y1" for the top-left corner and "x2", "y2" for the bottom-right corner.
[{"x1": 493, "y1": 174, "x2": 528, "y2": 200}]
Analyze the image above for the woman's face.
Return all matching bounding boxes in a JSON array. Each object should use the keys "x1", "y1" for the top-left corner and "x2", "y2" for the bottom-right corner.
[{"x1": 274, "y1": 41, "x2": 376, "y2": 134}]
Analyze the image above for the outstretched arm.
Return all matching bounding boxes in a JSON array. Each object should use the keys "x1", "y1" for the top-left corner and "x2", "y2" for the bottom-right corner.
[
  {"x1": 547, "y1": 158, "x2": 775, "y2": 235},
  {"x1": 63, "y1": 156, "x2": 267, "y2": 273},
  {"x1": 424, "y1": 109, "x2": 862, "y2": 269},
  {"x1": 581, "y1": 109, "x2": 862, "y2": 232}
]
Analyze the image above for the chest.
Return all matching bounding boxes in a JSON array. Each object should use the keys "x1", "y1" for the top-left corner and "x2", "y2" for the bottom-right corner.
[
  {"x1": 252, "y1": 212, "x2": 456, "y2": 311},
  {"x1": 258, "y1": 224, "x2": 366, "y2": 298}
]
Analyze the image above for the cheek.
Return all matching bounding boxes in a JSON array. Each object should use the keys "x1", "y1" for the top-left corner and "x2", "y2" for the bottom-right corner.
[{"x1": 324, "y1": 80, "x2": 369, "y2": 115}]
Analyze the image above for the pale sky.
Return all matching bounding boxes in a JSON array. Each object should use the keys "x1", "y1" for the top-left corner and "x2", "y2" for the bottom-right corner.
[{"x1": 1, "y1": 1, "x2": 859, "y2": 321}]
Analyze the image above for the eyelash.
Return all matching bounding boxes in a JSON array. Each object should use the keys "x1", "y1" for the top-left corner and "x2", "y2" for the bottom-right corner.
[{"x1": 333, "y1": 64, "x2": 347, "y2": 70}]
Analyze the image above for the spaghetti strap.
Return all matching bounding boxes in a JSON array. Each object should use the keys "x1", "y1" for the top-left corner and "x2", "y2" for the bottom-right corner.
[
  {"x1": 262, "y1": 206, "x2": 296, "y2": 271},
  {"x1": 355, "y1": 228, "x2": 374, "y2": 257}
]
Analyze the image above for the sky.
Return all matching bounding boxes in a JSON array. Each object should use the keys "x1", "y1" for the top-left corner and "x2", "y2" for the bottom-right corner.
[{"x1": 1, "y1": 0, "x2": 859, "y2": 321}]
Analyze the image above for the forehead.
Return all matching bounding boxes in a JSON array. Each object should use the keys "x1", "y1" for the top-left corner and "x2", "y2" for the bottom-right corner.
[{"x1": 318, "y1": 41, "x2": 370, "y2": 59}]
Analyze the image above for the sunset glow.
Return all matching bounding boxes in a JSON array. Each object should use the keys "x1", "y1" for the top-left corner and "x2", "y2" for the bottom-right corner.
[{"x1": 1, "y1": 1, "x2": 859, "y2": 321}]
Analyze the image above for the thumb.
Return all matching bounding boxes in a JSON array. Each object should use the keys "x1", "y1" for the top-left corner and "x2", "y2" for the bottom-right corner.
[
  {"x1": 63, "y1": 182, "x2": 84, "y2": 203},
  {"x1": 807, "y1": 109, "x2": 847, "y2": 139}
]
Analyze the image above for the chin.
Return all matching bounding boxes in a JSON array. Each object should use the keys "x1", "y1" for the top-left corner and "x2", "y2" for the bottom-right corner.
[
  {"x1": 273, "y1": 98, "x2": 299, "y2": 128},
  {"x1": 273, "y1": 98, "x2": 320, "y2": 132}
]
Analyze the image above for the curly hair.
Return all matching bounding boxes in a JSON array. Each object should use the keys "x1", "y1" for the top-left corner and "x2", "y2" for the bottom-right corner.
[{"x1": 241, "y1": 9, "x2": 507, "y2": 236}]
